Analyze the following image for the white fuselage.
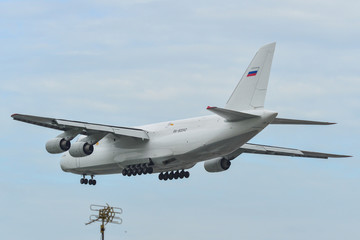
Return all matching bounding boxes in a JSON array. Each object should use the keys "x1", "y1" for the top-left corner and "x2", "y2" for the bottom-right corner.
[{"x1": 60, "y1": 110, "x2": 278, "y2": 175}]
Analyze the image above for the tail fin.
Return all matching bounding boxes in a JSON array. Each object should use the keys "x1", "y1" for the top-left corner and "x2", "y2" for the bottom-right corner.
[{"x1": 225, "y1": 42, "x2": 276, "y2": 111}]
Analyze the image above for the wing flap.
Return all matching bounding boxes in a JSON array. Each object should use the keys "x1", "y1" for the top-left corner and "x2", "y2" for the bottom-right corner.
[
  {"x1": 242, "y1": 143, "x2": 303, "y2": 155},
  {"x1": 12, "y1": 114, "x2": 149, "y2": 140},
  {"x1": 55, "y1": 119, "x2": 86, "y2": 129},
  {"x1": 112, "y1": 127, "x2": 149, "y2": 139}
]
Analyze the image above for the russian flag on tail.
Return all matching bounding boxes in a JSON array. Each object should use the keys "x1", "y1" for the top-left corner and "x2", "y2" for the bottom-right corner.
[{"x1": 247, "y1": 70, "x2": 258, "y2": 77}]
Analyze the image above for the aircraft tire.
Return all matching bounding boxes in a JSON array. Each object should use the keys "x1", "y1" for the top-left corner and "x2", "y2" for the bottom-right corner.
[{"x1": 163, "y1": 173, "x2": 168, "y2": 180}]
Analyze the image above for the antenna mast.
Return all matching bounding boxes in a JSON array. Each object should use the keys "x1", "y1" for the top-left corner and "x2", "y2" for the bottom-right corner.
[{"x1": 86, "y1": 204, "x2": 122, "y2": 240}]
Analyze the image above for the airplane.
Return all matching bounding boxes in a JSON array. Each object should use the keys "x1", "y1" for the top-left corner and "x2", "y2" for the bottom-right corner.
[{"x1": 11, "y1": 42, "x2": 350, "y2": 186}]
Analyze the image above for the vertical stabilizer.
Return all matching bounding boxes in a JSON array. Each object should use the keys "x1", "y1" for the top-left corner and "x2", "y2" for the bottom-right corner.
[{"x1": 225, "y1": 43, "x2": 276, "y2": 111}]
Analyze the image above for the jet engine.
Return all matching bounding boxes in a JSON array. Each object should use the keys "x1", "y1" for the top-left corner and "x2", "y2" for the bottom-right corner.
[
  {"x1": 69, "y1": 142, "x2": 94, "y2": 157},
  {"x1": 45, "y1": 138, "x2": 71, "y2": 154},
  {"x1": 204, "y1": 157, "x2": 231, "y2": 172}
]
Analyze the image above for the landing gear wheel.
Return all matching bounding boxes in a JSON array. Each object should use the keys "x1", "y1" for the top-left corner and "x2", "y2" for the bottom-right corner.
[
  {"x1": 163, "y1": 172, "x2": 168, "y2": 181},
  {"x1": 169, "y1": 171, "x2": 174, "y2": 180},
  {"x1": 174, "y1": 171, "x2": 179, "y2": 179},
  {"x1": 84, "y1": 178, "x2": 89, "y2": 184},
  {"x1": 142, "y1": 163, "x2": 148, "y2": 172},
  {"x1": 158, "y1": 173, "x2": 163, "y2": 180},
  {"x1": 80, "y1": 178, "x2": 84, "y2": 184},
  {"x1": 184, "y1": 171, "x2": 190, "y2": 178}
]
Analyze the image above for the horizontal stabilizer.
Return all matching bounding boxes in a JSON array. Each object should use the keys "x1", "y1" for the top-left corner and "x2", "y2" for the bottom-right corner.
[
  {"x1": 206, "y1": 106, "x2": 259, "y2": 122},
  {"x1": 271, "y1": 118, "x2": 335, "y2": 125},
  {"x1": 11, "y1": 113, "x2": 149, "y2": 140}
]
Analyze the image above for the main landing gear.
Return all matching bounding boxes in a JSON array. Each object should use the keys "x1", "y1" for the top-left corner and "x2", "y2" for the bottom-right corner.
[
  {"x1": 158, "y1": 170, "x2": 190, "y2": 181},
  {"x1": 80, "y1": 175, "x2": 96, "y2": 186},
  {"x1": 122, "y1": 164, "x2": 154, "y2": 177}
]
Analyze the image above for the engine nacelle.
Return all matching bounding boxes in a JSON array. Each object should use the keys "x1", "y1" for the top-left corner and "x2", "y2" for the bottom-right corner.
[
  {"x1": 45, "y1": 138, "x2": 71, "y2": 154},
  {"x1": 204, "y1": 157, "x2": 231, "y2": 173},
  {"x1": 69, "y1": 142, "x2": 94, "y2": 157}
]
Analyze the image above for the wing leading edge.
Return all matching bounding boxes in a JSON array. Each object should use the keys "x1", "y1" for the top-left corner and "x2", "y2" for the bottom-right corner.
[{"x1": 11, "y1": 114, "x2": 149, "y2": 140}]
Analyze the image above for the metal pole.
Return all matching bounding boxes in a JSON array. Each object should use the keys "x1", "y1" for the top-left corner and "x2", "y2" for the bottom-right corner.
[
  {"x1": 101, "y1": 214, "x2": 105, "y2": 240},
  {"x1": 101, "y1": 223, "x2": 105, "y2": 240}
]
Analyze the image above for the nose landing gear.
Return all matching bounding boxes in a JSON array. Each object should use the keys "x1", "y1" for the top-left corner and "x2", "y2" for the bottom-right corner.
[{"x1": 80, "y1": 175, "x2": 96, "y2": 186}]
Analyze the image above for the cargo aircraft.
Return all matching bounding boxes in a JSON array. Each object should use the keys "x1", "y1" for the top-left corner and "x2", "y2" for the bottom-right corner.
[{"x1": 11, "y1": 43, "x2": 350, "y2": 185}]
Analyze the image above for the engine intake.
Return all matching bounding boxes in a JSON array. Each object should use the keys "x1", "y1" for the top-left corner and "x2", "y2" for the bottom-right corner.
[
  {"x1": 69, "y1": 142, "x2": 94, "y2": 157},
  {"x1": 204, "y1": 157, "x2": 231, "y2": 173},
  {"x1": 45, "y1": 138, "x2": 71, "y2": 154}
]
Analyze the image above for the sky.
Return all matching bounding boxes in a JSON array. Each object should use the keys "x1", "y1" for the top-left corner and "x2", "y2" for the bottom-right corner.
[{"x1": 1, "y1": 0, "x2": 359, "y2": 239}]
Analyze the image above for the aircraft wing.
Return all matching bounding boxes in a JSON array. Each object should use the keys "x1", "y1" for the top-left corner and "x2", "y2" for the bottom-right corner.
[
  {"x1": 11, "y1": 114, "x2": 149, "y2": 140},
  {"x1": 227, "y1": 143, "x2": 351, "y2": 159}
]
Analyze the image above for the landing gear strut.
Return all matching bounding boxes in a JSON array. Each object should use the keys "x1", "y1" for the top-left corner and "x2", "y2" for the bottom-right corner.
[{"x1": 80, "y1": 174, "x2": 96, "y2": 186}]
